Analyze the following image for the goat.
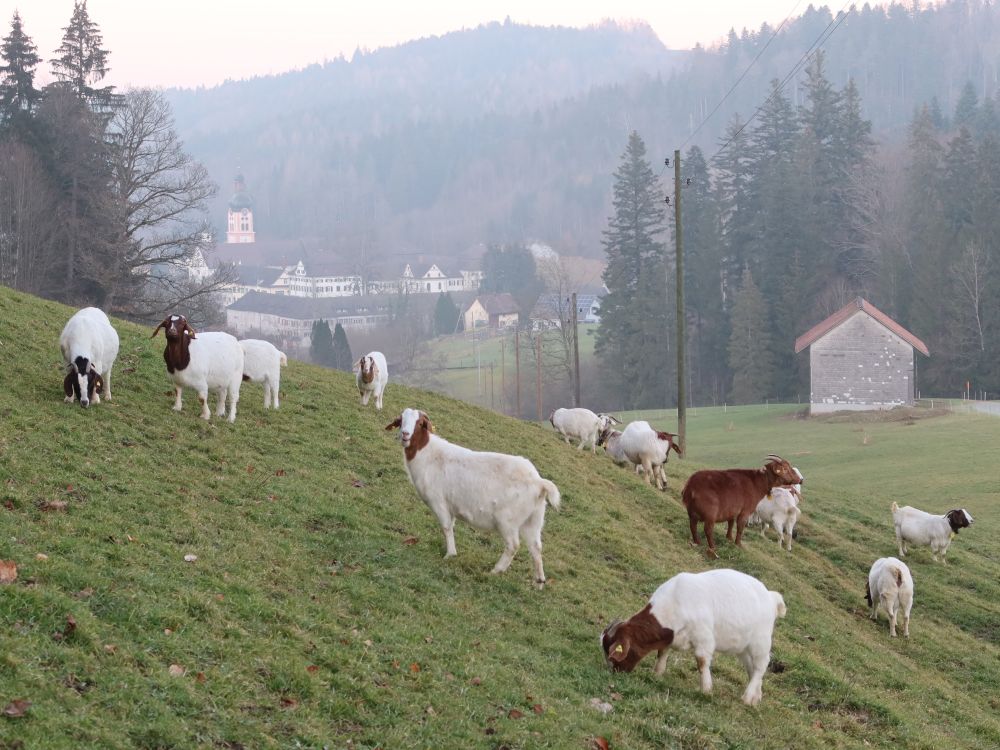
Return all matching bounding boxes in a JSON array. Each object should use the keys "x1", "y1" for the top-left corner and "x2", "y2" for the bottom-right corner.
[
  {"x1": 355, "y1": 351, "x2": 388, "y2": 410},
  {"x1": 239, "y1": 339, "x2": 287, "y2": 409},
  {"x1": 59, "y1": 307, "x2": 119, "y2": 408},
  {"x1": 682, "y1": 456, "x2": 802, "y2": 558},
  {"x1": 386, "y1": 408, "x2": 560, "y2": 587},
  {"x1": 891, "y1": 502, "x2": 973, "y2": 563},
  {"x1": 749, "y1": 468, "x2": 804, "y2": 552},
  {"x1": 151, "y1": 314, "x2": 244, "y2": 423},
  {"x1": 549, "y1": 408, "x2": 618, "y2": 453},
  {"x1": 866, "y1": 557, "x2": 914, "y2": 637},
  {"x1": 598, "y1": 421, "x2": 680, "y2": 490},
  {"x1": 601, "y1": 569, "x2": 786, "y2": 706}
]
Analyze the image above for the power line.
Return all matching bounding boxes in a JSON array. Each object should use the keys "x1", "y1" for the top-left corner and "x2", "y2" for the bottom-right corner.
[
  {"x1": 681, "y1": 0, "x2": 806, "y2": 150},
  {"x1": 710, "y1": 2, "x2": 854, "y2": 163}
]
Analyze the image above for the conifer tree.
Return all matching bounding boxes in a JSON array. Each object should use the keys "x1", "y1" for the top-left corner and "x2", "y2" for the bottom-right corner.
[
  {"x1": 331, "y1": 322, "x2": 354, "y2": 371},
  {"x1": 433, "y1": 292, "x2": 460, "y2": 336},
  {"x1": 953, "y1": 81, "x2": 979, "y2": 131},
  {"x1": 50, "y1": 1, "x2": 117, "y2": 110},
  {"x1": 727, "y1": 268, "x2": 774, "y2": 404},
  {"x1": 0, "y1": 11, "x2": 41, "y2": 123},
  {"x1": 310, "y1": 320, "x2": 335, "y2": 367}
]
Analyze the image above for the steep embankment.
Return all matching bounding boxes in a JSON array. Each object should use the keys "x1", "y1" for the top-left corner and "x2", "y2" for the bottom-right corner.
[{"x1": 1, "y1": 285, "x2": 998, "y2": 749}]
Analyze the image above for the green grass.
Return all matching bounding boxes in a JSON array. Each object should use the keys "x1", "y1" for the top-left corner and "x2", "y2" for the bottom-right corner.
[{"x1": 1, "y1": 284, "x2": 999, "y2": 749}]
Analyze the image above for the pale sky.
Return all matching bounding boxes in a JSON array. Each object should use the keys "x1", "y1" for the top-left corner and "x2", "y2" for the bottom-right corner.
[{"x1": 7, "y1": 1, "x2": 824, "y2": 89}]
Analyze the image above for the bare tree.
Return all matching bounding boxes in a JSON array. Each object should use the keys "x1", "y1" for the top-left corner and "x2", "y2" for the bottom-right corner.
[
  {"x1": 951, "y1": 240, "x2": 990, "y2": 356},
  {"x1": 0, "y1": 140, "x2": 56, "y2": 293}
]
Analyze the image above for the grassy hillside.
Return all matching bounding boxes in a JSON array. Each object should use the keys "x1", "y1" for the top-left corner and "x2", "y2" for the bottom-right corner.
[{"x1": 1, "y1": 285, "x2": 998, "y2": 749}]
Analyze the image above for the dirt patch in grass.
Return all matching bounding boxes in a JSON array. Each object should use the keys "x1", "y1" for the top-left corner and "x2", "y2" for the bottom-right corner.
[{"x1": 805, "y1": 407, "x2": 951, "y2": 424}]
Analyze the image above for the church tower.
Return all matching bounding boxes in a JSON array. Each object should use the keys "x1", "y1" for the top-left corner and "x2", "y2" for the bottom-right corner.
[{"x1": 226, "y1": 172, "x2": 256, "y2": 244}]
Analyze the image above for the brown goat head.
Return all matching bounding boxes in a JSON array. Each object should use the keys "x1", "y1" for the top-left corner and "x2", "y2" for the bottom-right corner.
[
  {"x1": 152, "y1": 314, "x2": 196, "y2": 373},
  {"x1": 385, "y1": 407, "x2": 434, "y2": 460},
  {"x1": 600, "y1": 605, "x2": 674, "y2": 672},
  {"x1": 763, "y1": 456, "x2": 800, "y2": 487}
]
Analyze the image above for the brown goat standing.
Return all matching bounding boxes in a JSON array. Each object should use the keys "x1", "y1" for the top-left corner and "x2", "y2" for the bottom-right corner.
[{"x1": 682, "y1": 456, "x2": 802, "y2": 558}]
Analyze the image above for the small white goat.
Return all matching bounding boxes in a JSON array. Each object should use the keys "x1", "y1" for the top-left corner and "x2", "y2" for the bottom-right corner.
[
  {"x1": 600, "y1": 420, "x2": 679, "y2": 490},
  {"x1": 866, "y1": 557, "x2": 914, "y2": 638},
  {"x1": 549, "y1": 408, "x2": 618, "y2": 453},
  {"x1": 602, "y1": 569, "x2": 786, "y2": 706},
  {"x1": 749, "y1": 467, "x2": 804, "y2": 552},
  {"x1": 59, "y1": 307, "x2": 119, "y2": 408},
  {"x1": 152, "y1": 314, "x2": 244, "y2": 423},
  {"x1": 386, "y1": 408, "x2": 560, "y2": 586},
  {"x1": 355, "y1": 351, "x2": 388, "y2": 410},
  {"x1": 239, "y1": 339, "x2": 287, "y2": 409},
  {"x1": 891, "y1": 502, "x2": 973, "y2": 563}
]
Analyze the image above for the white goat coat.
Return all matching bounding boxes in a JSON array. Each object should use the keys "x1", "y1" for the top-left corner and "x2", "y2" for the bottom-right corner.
[
  {"x1": 892, "y1": 504, "x2": 971, "y2": 562},
  {"x1": 550, "y1": 408, "x2": 611, "y2": 453},
  {"x1": 619, "y1": 420, "x2": 672, "y2": 489},
  {"x1": 751, "y1": 486, "x2": 801, "y2": 552},
  {"x1": 649, "y1": 569, "x2": 786, "y2": 706},
  {"x1": 868, "y1": 557, "x2": 914, "y2": 637},
  {"x1": 60, "y1": 307, "x2": 119, "y2": 403},
  {"x1": 170, "y1": 332, "x2": 244, "y2": 422},
  {"x1": 239, "y1": 339, "x2": 286, "y2": 409},
  {"x1": 356, "y1": 351, "x2": 388, "y2": 410}
]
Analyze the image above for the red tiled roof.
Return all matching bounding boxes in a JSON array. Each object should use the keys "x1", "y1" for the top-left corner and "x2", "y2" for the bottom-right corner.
[{"x1": 794, "y1": 297, "x2": 929, "y2": 355}]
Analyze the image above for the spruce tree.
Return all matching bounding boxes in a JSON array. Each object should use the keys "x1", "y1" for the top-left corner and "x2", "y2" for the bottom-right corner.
[
  {"x1": 595, "y1": 130, "x2": 670, "y2": 409},
  {"x1": 953, "y1": 81, "x2": 979, "y2": 130},
  {"x1": 0, "y1": 11, "x2": 41, "y2": 123},
  {"x1": 331, "y1": 323, "x2": 354, "y2": 371},
  {"x1": 433, "y1": 292, "x2": 460, "y2": 336},
  {"x1": 310, "y1": 320, "x2": 335, "y2": 367},
  {"x1": 50, "y1": 1, "x2": 117, "y2": 110},
  {"x1": 727, "y1": 269, "x2": 774, "y2": 404}
]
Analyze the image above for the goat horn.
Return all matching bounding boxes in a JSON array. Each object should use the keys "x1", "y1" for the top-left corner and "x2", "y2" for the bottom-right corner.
[
  {"x1": 765, "y1": 454, "x2": 784, "y2": 462},
  {"x1": 603, "y1": 618, "x2": 624, "y2": 638}
]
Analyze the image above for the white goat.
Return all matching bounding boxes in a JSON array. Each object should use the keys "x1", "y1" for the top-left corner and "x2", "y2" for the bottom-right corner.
[
  {"x1": 239, "y1": 339, "x2": 287, "y2": 409},
  {"x1": 59, "y1": 307, "x2": 119, "y2": 408},
  {"x1": 152, "y1": 314, "x2": 244, "y2": 423},
  {"x1": 355, "y1": 351, "x2": 388, "y2": 410},
  {"x1": 749, "y1": 468, "x2": 804, "y2": 552},
  {"x1": 602, "y1": 569, "x2": 786, "y2": 706},
  {"x1": 866, "y1": 557, "x2": 914, "y2": 638},
  {"x1": 549, "y1": 408, "x2": 618, "y2": 453},
  {"x1": 891, "y1": 502, "x2": 973, "y2": 563},
  {"x1": 386, "y1": 408, "x2": 560, "y2": 586},
  {"x1": 604, "y1": 420, "x2": 679, "y2": 490}
]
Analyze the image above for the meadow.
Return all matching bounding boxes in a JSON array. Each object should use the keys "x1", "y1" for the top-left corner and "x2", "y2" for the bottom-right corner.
[{"x1": 1, "y1": 285, "x2": 998, "y2": 749}]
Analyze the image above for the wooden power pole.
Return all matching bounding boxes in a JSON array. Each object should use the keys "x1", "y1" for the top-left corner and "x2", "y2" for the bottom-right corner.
[
  {"x1": 571, "y1": 292, "x2": 581, "y2": 407},
  {"x1": 674, "y1": 148, "x2": 687, "y2": 456},
  {"x1": 515, "y1": 328, "x2": 522, "y2": 417},
  {"x1": 535, "y1": 333, "x2": 543, "y2": 421}
]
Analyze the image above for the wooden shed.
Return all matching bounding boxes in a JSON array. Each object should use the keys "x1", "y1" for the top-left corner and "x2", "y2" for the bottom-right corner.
[{"x1": 794, "y1": 297, "x2": 929, "y2": 413}]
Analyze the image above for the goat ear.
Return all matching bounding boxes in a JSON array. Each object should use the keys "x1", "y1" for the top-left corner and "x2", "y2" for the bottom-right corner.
[
  {"x1": 184, "y1": 323, "x2": 197, "y2": 339},
  {"x1": 385, "y1": 417, "x2": 402, "y2": 431},
  {"x1": 151, "y1": 320, "x2": 167, "y2": 338},
  {"x1": 610, "y1": 415, "x2": 621, "y2": 424},
  {"x1": 608, "y1": 639, "x2": 630, "y2": 663},
  {"x1": 63, "y1": 372, "x2": 75, "y2": 397}
]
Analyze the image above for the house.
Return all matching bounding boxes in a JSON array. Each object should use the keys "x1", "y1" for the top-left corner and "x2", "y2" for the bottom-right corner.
[
  {"x1": 794, "y1": 297, "x2": 929, "y2": 413},
  {"x1": 463, "y1": 293, "x2": 520, "y2": 330},
  {"x1": 530, "y1": 293, "x2": 602, "y2": 330}
]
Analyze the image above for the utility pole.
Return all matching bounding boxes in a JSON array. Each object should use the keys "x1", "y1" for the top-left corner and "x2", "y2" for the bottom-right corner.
[
  {"x1": 535, "y1": 333, "x2": 543, "y2": 421},
  {"x1": 500, "y1": 338, "x2": 506, "y2": 414},
  {"x1": 571, "y1": 292, "x2": 581, "y2": 407},
  {"x1": 515, "y1": 328, "x2": 522, "y2": 417},
  {"x1": 674, "y1": 148, "x2": 687, "y2": 457},
  {"x1": 490, "y1": 362, "x2": 495, "y2": 410}
]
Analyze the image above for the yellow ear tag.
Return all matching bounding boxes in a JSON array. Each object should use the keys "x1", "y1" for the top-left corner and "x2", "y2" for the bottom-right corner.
[
  {"x1": 950, "y1": 532, "x2": 956, "y2": 539},
  {"x1": 613, "y1": 644, "x2": 623, "y2": 654}
]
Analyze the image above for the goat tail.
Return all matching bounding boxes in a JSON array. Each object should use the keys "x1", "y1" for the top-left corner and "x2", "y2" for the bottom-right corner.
[
  {"x1": 892, "y1": 567, "x2": 903, "y2": 588},
  {"x1": 681, "y1": 484, "x2": 694, "y2": 509},
  {"x1": 540, "y1": 479, "x2": 561, "y2": 511},
  {"x1": 772, "y1": 591, "x2": 787, "y2": 619},
  {"x1": 548, "y1": 410, "x2": 556, "y2": 428},
  {"x1": 891, "y1": 501, "x2": 900, "y2": 514},
  {"x1": 279, "y1": 352, "x2": 288, "y2": 366}
]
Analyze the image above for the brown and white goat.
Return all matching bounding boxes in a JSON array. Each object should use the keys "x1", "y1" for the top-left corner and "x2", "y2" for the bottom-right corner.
[
  {"x1": 681, "y1": 455, "x2": 801, "y2": 558},
  {"x1": 355, "y1": 351, "x2": 388, "y2": 410}
]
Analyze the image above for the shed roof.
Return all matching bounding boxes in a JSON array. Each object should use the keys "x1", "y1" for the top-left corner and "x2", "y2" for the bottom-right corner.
[
  {"x1": 794, "y1": 297, "x2": 929, "y2": 355},
  {"x1": 473, "y1": 293, "x2": 520, "y2": 315}
]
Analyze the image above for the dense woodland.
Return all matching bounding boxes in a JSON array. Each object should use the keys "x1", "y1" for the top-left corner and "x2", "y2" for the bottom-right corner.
[{"x1": 4, "y1": 1, "x2": 1000, "y2": 403}]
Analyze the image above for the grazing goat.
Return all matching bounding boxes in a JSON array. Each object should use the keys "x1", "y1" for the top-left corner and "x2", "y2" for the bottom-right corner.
[
  {"x1": 152, "y1": 314, "x2": 244, "y2": 423},
  {"x1": 749, "y1": 468, "x2": 804, "y2": 552},
  {"x1": 549, "y1": 408, "x2": 618, "y2": 453},
  {"x1": 59, "y1": 307, "x2": 119, "y2": 408},
  {"x1": 386, "y1": 408, "x2": 560, "y2": 586},
  {"x1": 599, "y1": 421, "x2": 680, "y2": 490},
  {"x1": 601, "y1": 569, "x2": 786, "y2": 706},
  {"x1": 598, "y1": 429, "x2": 644, "y2": 476},
  {"x1": 891, "y1": 502, "x2": 973, "y2": 563},
  {"x1": 355, "y1": 351, "x2": 388, "y2": 410},
  {"x1": 239, "y1": 339, "x2": 287, "y2": 409},
  {"x1": 866, "y1": 557, "x2": 914, "y2": 637},
  {"x1": 682, "y1": 456, "x2": 801, "y2": 558}
]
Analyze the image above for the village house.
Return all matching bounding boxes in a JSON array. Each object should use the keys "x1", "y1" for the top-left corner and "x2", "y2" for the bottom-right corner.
[
  {"x1": 529, "y1": 292, "x2": 602, "y2": 330},
  {"x1": 794, "y1": 297, "x2": 929, "y2": 413},
  {"x1": 463, "y1": 293, "x2": 520, "y2": 330}
]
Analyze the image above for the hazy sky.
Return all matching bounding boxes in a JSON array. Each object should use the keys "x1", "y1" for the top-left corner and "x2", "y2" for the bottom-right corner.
[{"x1": 9, "y1": 1, "x2": 819, "y2": 89}]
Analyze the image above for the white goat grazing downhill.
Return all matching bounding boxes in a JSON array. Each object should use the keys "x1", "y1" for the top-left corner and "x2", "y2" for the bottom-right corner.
[
  {"x1": 355, "y1": 351, "x2": 388, "y2": 410},
  {"x1": 601, "y1": 420, "x2": 680, "y2": 490},
  {"x1": 891, "y1": 502, "x2": 973, "y2": 563},
  {"x1": 548, "y1": 408, "x2": 618, "y2": 453},
  {"x1": 386, "y1": 408, "x2": 561, "y2": 587},
  {"x1": 750, "y1": 467, "x2": 804, "y2": 552},
  {"x1": 239, "y1": 339, "x2": 287, "y2": 409},
  {"x1": 59, "y1": 307, "x2": 119, "y2": 408},
  {"x1": 866, "y1": 557, "x2": 914, "y2": 638},
  {"x1": 601, "y1": 569, "x2": 786, "y2": 706},
  {"x1": 152, "y1": 314, "x2": 244, "y2": 423}
]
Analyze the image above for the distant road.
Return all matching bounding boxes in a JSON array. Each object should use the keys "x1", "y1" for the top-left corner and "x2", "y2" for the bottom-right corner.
[{"x1": 971, "y1": 401, "x2": 1000, "y2": 417}]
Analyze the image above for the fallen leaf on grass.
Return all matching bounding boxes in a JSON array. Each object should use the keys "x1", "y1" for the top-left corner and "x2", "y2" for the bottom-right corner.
[
  {"x1": 246, "y1": 465, "x2": 255, "y2": 474},
  {"x1": 402, "y1": 536, "x2": 419, "y2": 546},
  {"x1": 425, "y1": 705, "x2": 436, "y2": 716},
  {"x1": 35, "y1": 553, "x2": 48, "y2": 561},
  {"x1": 306, "y1": 665, "x2": 319, "y2": 673},
  {"x1": 168, "y1": 664, "x2": 185, "y2": 677},
  {"x1": 591, "y1": 737, "x2": 610, "y2": 750},
  {"x1": 351, "y1": 479, "x2": 366, "y2": 488},
  {"x1": 2, "y1": 699, "x2": 30, "y2": 718},
  {"x1": 0, "y1": 560, "x2": 17, "y2": 584},
  {"x1": 195, "y1": 672, "x2": 206, "y2": 684},
  {"x1": 183, "y1": 554, "x2": 198, "y2": 563},
  {"x1": 588, "y1": 698, "x2": 613, "y2": 715},
  {"x1": 103, "y1": 644, "x2": 117, "y2": 654},
  {"x1": 470, "y1": 677, "x2": 482, "y2": 686},
  {"x1": 275, "y1": 469, "x2": 286, "y2": 477},
  {"x1": 279, "y1": 697, "x2": 297, "y2": 709},
  {"x1": 64, "y1": 614, "x2": 76, "y2": 636},
  {"x1": 409, "y1": 663, "x2": 420, "y2": 673},
  {"x1": 39, "y1": 500, "x2": 68, "y2": 512},
  {"x1": 507, "y1": 709, "x2": 524, "y2": 720},
  {"x1": 532, "y1": 704, "x2": 544, "y2": 714}
]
